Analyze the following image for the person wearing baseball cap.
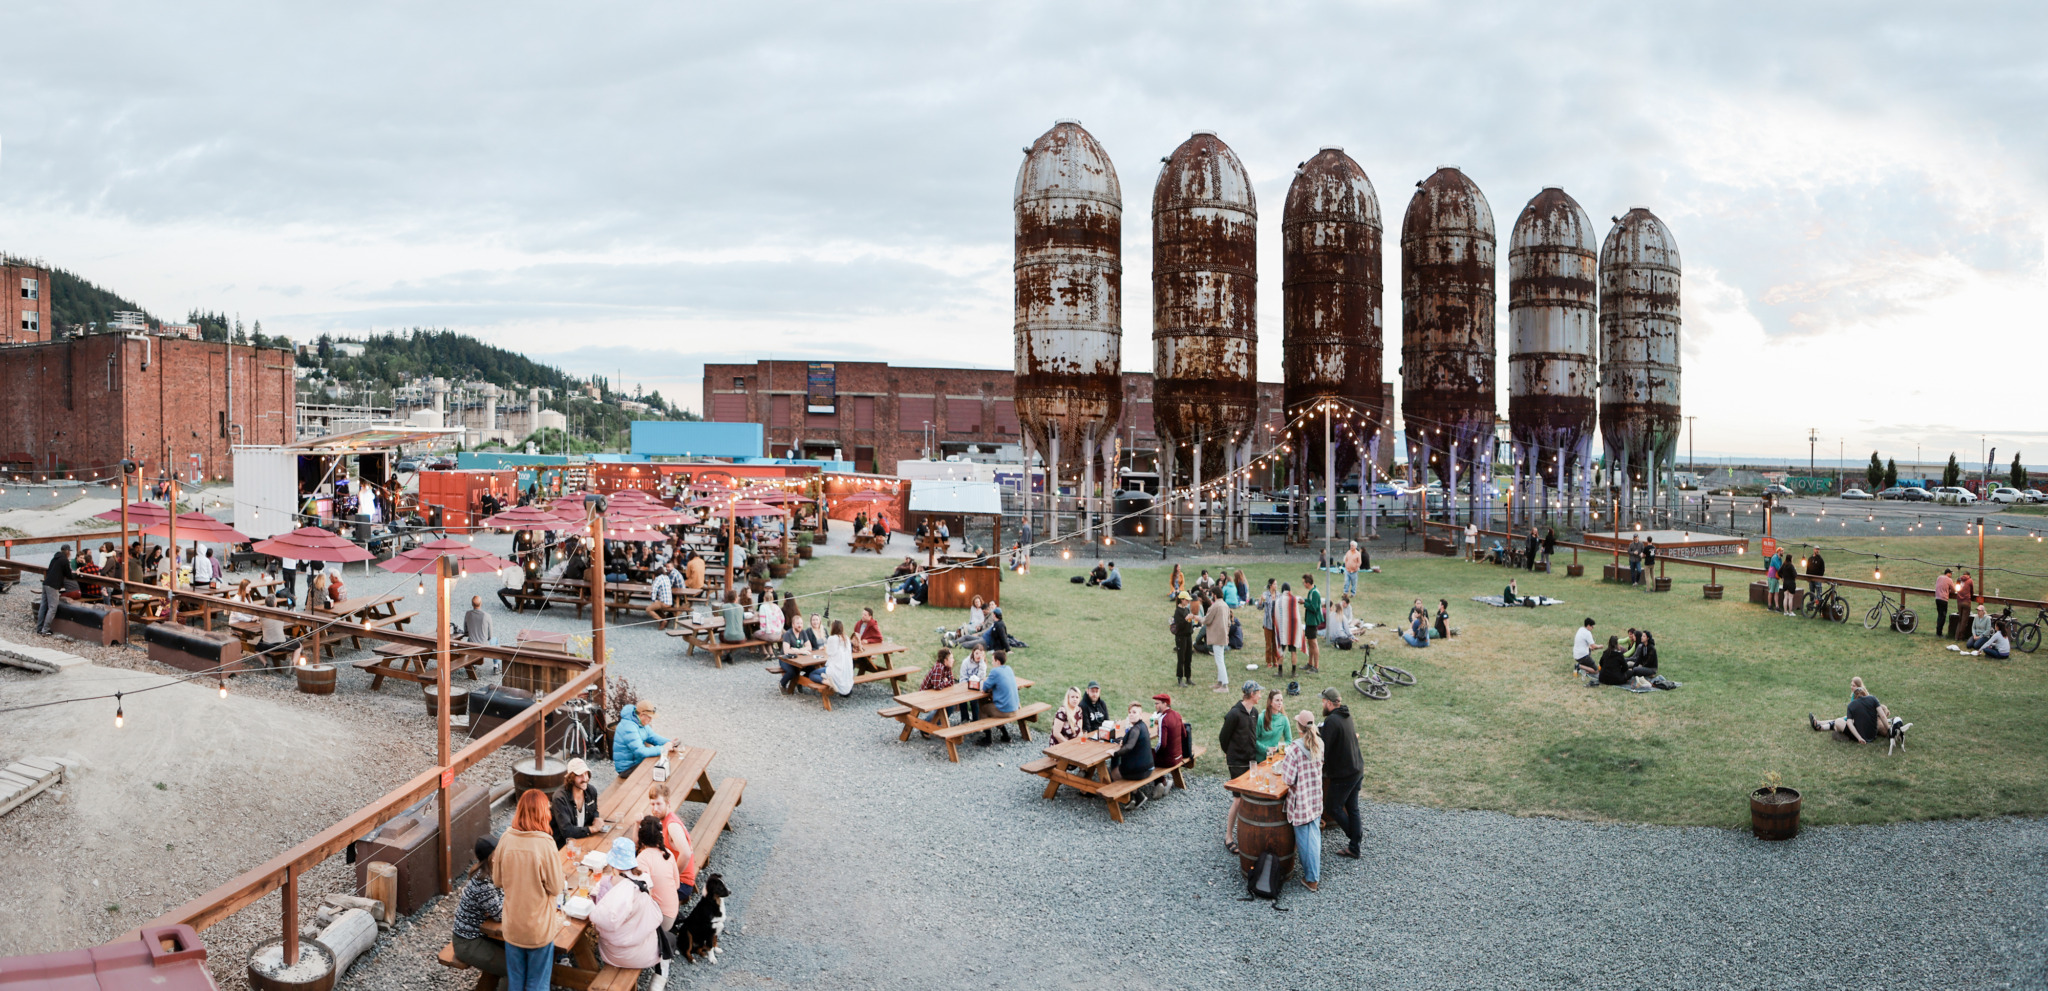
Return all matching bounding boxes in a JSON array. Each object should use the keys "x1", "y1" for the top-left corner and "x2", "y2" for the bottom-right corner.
[
  {"x1": 1319, "y1": 687, "x2": 1364, "y2": 858},
  {"x1": 550, "y1": 757, "x2": 606, "y2": 848},
  {"x1": 1151, "y1": 693, "x2": 1186, "y2": 784}
]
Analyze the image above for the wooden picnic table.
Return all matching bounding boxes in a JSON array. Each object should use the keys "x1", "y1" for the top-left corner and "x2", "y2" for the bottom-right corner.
[
  {"x1": 665, "y1": 612, "x2": 762, "y2": 661},
  {"x1": 882, "y1": 677, "x2": 1040, "y2": 762},
  {"x1": 516, "y1": 629, "x2": 571, "y2": 649},
  {"x1": 355, "y1": 642, "x2": 486, "y2": 691},
  {"x1": 1024, "y1": 735, "x2": 1207, "y2": 823},
  {"x1": 767, "y1": 640, "x2": 917, "y2": 709},
  {"x1": 849, "y1": 534, "x2": 886, "y2": 554},
  {"x1": 469, "y1": 744, "x2": 741, "y2": 991},
  {"x1": 322, "y1": 592, "x2": 414, "y2": 649}
]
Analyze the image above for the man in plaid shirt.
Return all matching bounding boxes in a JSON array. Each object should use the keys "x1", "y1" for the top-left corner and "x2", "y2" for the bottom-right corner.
[{"x1": 1278, "y1": 710, "x2": 1326, "y2": 891}]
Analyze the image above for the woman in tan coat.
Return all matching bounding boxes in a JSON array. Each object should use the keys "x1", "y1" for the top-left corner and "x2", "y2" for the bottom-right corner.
[{"x1": 494, "y1": 790, "x2": 564, "y2": 991}]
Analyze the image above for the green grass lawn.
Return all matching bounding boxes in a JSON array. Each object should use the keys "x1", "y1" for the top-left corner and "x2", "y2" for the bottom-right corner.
[
  {"x1": 1696, "y1": 532, "x2": 2048, "y2": 604},
  {"x1": 777, "y1": 551, "x2": 2047, "y2": 829}
]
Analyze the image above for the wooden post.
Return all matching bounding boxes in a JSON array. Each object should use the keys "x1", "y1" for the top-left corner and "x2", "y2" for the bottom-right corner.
[
  {"x1": 590, "y1": 511, "x2": 607, "y2": 743},
  {"x1": 435, "y1": 554, "x2": 452, "y2": 896},
  {"x1": 1977, "y1": 515, "x2": 1986, "y2": 607},
  {"x1": 282, "y1": 864, "x2": 298, "y2": 966},
  {"x1": 166, "y1": 474, "x2": 179, "y2": 622}
]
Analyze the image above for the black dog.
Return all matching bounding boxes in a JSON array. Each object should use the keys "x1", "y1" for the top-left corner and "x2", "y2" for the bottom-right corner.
[{"x1": 674, "y1": 873, "x2": 731, "y2": 964}]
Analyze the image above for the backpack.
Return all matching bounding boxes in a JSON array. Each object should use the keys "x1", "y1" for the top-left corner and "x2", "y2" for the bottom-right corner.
[{"x1": 1242, "y1": 851, "x2": 1286, "y2": 910}]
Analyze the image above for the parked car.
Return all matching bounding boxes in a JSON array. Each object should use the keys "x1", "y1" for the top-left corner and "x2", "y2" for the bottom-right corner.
[
  {"x1": 395, "y1": 458, "x2": 422, "y2": 473},
  {"x1": 1763, "y1": 483, "x2": 1796, "y2": 497},
  {"x1": 1933, "y1": 486, "x2": 1978, "y2": 505},
  {"x1": 1839, "y1": 487, "x2": 1872, "y2": 500},
  {"x1": 1988, "y1": 486, "x2": 2025, "y2": 504},
  {"x1": 1895, "y1": 487, "x2": 1933, "y2": 502},
  {"x1": 2028, "y1": 489, "x2": 2048, "y2": 504},
  {"x1": 428, "y1": 457, "x2": 457, "y2": 470}
]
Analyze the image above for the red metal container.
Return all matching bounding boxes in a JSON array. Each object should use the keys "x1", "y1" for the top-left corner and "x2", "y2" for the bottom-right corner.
[
  {"x1": 414, "y1": 469, "x2": 517, "y2": 532},
  {"x1": 0, "y1": 926, "x2": 217, "y2": 991}
]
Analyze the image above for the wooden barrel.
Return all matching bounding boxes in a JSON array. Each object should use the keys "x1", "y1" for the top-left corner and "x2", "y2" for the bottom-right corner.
[
  {"x1": 1653, "y1": 577, "x2": 1672, "y2": 592},
  {"x1": 295, "y1": 664, "x2": 336, "y2": 695},
  {"x1": 1233, "y1": 795, "x2": 1296, "y2": 877},
  {"x1": 513, "y1": 757, "x2": 569, "y2": 796},
  {"x1": 1702, "y1": 584, "x2": 1724, "y2": 600},
  {"x1": 1566, "y1": 564, "x2": 1584, "y2": 577},
  {"x1": 1750, "y1": 788, "x2": 1802, "y2": 840},
  {"x1": 247, "y1": 937, "x2": 336, "y2": 991},
  {"x1": 423, "y1": 684, "x2": 470, "y2": 718}
]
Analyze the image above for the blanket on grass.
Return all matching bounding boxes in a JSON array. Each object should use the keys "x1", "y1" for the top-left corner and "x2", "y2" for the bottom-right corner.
[{"x1": 1471, "y1": 595, "x2": 1563, "y2": 608}]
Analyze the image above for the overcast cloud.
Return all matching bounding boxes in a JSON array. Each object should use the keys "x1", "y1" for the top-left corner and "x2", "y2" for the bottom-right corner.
[{"x1": 1, "y1": 1, "x2": 2042, "y2": 461}]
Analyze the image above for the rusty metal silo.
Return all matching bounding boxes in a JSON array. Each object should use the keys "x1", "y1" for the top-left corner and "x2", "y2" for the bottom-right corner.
[
  {"x1": 1400, "y1": 166, "x2": 1496, "y2": 526},
  {"x1": 1598, "y1": 207, "x2": 1682, "y2": 524},
  {"x1": 1508, "y1": 187, "x2": 1598, "y2": 529},
  {"x1": 1153, "y1": 131, "x2": 1256, "y2": 545},
  {"x1": 1014, "y1": 120, "x2": 1123, "y2": 541},
  {"x1": 1283, "y1": 147, "x2": 1383, "y2": 550}
]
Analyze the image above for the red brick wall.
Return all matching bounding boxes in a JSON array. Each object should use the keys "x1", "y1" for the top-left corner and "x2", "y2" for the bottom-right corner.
[
  {"x1": 0, "y1": 336, "x2": 292, "y2": 478},
  {"x1": 0, "y1": 263, "x2": 53, "y2": 346}
]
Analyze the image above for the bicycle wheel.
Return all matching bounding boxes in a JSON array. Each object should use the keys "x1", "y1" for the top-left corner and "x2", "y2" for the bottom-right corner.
[
  {"x1": 1830, "y1": 598, "x2": 1850, "y2": 624},
  {"x1": 1893, "y1": 609, "x2": 1917, "y2": 634},
  {"x1": 1353, "y1": 678, "x2": 1391, "y2": 700},
  {"x1": 1863, "y1": 603, "x2": 1883, "y2": 630},
  {"x1": 1800, "y1": 593, "x2": 1824, "y2": 620},
  {"x1": 1377, "y1": 665, "x2": 1416, "y2": 686},
  {"x1": 2016, "y1": 624, "x2": 2040, "y2": 654}
]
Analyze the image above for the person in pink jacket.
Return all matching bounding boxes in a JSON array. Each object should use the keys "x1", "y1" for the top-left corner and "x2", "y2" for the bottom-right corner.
[{"x1": 589, "y1": 837, "x2": 665, "y2": 976}]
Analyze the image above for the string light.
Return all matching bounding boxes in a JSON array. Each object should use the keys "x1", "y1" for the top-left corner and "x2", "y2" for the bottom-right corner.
[{"x1": 114, "y1": 693, "x2": 124, "y2": 728}]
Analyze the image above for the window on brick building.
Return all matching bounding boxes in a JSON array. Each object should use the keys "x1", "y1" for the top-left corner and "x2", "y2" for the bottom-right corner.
[
  {"x1": 21, "y1": 278, "x2": 38, "y2": 300},
  {"x1": 853, "y1": 396, "x2": 874, "y2": 429},
  {"x1": 732, "y1": 377, "x2": 746, "y2": 390},
  {"x1": 21, "y1": 312, "x2": 37, "y2": 333}
]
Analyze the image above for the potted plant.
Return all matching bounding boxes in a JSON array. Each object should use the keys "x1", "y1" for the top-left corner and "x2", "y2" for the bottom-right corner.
[
  {"x1": 247, "y1": 937, "x2": 336, "y2": 991},
  {"x1": 795, "y1": 531, "x2": 814, "y2": 560},
  {"x1": 1749, "y1": 771, "x2": 1801, "y2": 840},
  {"x1": 767, "y1": 555, "x2": 791, "y2": 579}
]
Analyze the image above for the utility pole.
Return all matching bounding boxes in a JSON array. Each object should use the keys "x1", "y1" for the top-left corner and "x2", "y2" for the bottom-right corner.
[
  {"x1": 1686, "y1": 416, "x2": 1696, "y2": 473},
  {"x1": 1808, "y1": 427, "x2": 1817, "y2": 478}
]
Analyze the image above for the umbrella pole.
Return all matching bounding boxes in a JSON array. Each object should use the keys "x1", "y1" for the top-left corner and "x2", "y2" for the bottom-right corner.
[
  {"x1": 167, "y1": 474, "x2": 179, "y2": 625},
  {"x1": 435, "y1": 553, "x2": 453, "y2": 895},
  {"x1": 119, "y1": 474, "x2": 128, "y2": 599},
  {"x1": 724, "y1": 511, "x2": 734, "y2": 592}
]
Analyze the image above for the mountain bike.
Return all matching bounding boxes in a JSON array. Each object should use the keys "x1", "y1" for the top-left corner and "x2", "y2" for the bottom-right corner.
[
  {"x1": 1863, "y1": 591, "x2": 1918, "y2": 634},
  {"x1": 1349, "y1": 643, "x2": 1415, "y2": 700},
  {"x1": 1800, "y1": 580, "x2": 1850, "y2": 623},
  {"x1": 1999, "y1": 605, "x2": 2043, "y2": 654}
]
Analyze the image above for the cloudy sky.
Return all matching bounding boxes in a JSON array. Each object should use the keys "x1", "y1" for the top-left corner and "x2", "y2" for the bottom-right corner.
[{"x1": 2, "y1": 2, "x2": 2042, "y2": 465}]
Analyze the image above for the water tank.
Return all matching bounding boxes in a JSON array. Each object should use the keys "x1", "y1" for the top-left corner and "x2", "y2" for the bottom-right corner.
[
  {"x1": 1508, "y1": 187, "x2": 1599, "y2": 489},
  {"x1": 1598, "y1": 207, "x2": 1682, "y2": 495},
  {"x1": 1400, "y1": 166, "x2": 1495, "y2": 483},
  {"x1": 1282, "y1": 147, "x2": 1383, "y2": 426},
  {"x1": 1152, "y1": 131, "x2": 1257, "y2": 446},
  {"x1": 1014, "y1": 120, "x2": 1123, "y2": 457}
]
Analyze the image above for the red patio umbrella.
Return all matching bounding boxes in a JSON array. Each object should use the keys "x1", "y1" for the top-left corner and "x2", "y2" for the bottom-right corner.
[
  {"x1": 380, "y1": 537, "x2": 515, "y2": 576},
  {"x1": 94, "y1": 502, "x2": 171, "y2": 526},
  {"x1": 142, "y1": 512, "x2": 250, "y2": 544},
  {"x1": 700, "y1": 500, "x2": 787, "y2": 588},
  {"x1": 252, "y1": 526, "x2": 376, "y2": 564},
  {"x1": 482, "y1": 504, "x2": 575, "y2": 531},
  {"x1": 742, "y1": 489, "x2": 810, "y2": 504}
]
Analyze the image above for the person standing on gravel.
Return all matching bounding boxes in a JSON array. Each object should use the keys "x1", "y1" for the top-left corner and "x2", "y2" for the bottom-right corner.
[
  {"x1": 495, "y1": 790, "x2": 564, "y2": 991},
  {"x1": 1220, "y1": 681, "x2": 1263, "y2": 854},
  {"x1": 1319, "y1": 688, "x2": 1364, "y2": 858},
  {"x1": 36, "y1": 545, "x2": 71, "y2": 636},
  {"x1": 1204, "y1": 592, "x2": 1233, "y2": 692},
  {"x1": 1279, "y1": 710, "x2": 1327, "y2": 891}
]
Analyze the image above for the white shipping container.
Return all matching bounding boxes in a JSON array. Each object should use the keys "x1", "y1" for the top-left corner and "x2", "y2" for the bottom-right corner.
[{"x1": 233, "y1": 446, "x2": 302, "y2": 540}]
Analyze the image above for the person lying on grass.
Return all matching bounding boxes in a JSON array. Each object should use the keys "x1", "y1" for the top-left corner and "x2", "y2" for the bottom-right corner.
[{"x1": 1810, "y1": 676, "x2": 1910, "y2": 744}]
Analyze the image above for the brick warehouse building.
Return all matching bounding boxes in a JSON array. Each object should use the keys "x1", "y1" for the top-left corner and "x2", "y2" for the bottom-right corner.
[
  {"x1": 0, "y1": 336, "x2": 294, "y2": 479},
  {"x1": 703, "y1": 359, "x2": 1392, "y2": 476},
  {"x1": 1, "y1": 260, "x2": 54, "y2": 345}
]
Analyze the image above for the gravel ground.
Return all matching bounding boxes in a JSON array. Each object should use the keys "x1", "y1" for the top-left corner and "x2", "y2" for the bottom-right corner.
[{"x1": 6, "y1": 528, "x2": 2042, "y2": 990}]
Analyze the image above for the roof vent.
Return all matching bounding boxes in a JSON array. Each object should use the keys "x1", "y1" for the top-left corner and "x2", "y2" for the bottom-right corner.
[
  {"x1": 1319, "y1": 145, "x2": 1344, "y2": 152},
  {"x1": 1054, "y1": 118, "x2": 1081, "y2": 126},
  {"x1": 1191, "y1": 130, "x2": 1217, "y2": 137}
]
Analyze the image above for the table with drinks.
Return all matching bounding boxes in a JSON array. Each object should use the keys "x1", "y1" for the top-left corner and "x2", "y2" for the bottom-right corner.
[
  {"x1": 1027, "y1": 712, "x2": 1175, "y2": 822},
  {"x1": 1223, "y1": 753, "x2": 1294, "y2": 877},
  {"x1": 884, "y1": 676, "x2": 1036, "y2": 758}
]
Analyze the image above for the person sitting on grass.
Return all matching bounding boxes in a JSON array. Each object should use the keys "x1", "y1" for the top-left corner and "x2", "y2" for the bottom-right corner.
[
  {"x1": 972, "y1": 606, "x2": 1011, "y2": 651},
  {"x1": 1810, "y1": 676, "x2": 1910, "y2": 744},
  {"x1": 1960, "y1": 604, "x2": 1995, "y2": 650},
  {"x1": 1432, "y1": 599, "x2": 1450, "y2": 640},
  {"x1": 1089, "y1": 561, "x2": 1110, "y2": 586},
  {"x1": 1100, "y1": 562, "x2": 1122, "y2": 590},
  {"x1": 974, "y1": 650, "x2": 1021, "y2": 748},
  {"x1": 1220, "y1": 575, "x2": 1243, "y2": 608},
  {"x1": 1196, "y1": 568, "x2": 1215, "y2": 592},
  {"x1": 1625, "y1": 628, "x2": 1660, "y2": 679},
  {"x1": 1400, "y1": 611, "x2": 1430, "y2": 648},
  {"x1": 948, "y1": 594, "x2": 990, "y2": 647},
  {"x1": 1572, "y1": 618, "x2": 1600, "y2": 680},
  {"x1": 1502, "y1": 578, "x2": 1522, "y2": 606},
  {"x1": 1593, "y1": 635, "x2": 1630, "y2": 686},
  {"x1": 1169, "y1": 564, "x2": 1186, "y2": 598},
  {"x1": 1974, "y1": 624, "x2": 2012, "y2": 659}
]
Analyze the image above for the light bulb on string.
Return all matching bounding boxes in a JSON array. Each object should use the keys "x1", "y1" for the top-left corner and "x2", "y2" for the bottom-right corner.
[
  {"x1": 114, "y1": 693, "x2": 125, "y2": 728},
  {"x1": 219, "y1": 683, "x2": 228, "y2": 699}
]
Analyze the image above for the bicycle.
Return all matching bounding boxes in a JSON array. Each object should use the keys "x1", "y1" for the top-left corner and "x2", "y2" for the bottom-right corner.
[
  {"x1": 1863, "y1": 591, "x2": 1918, "y2": 634},
  {"x1": 555, "y1": 693, "x2": 605, "y2": 762},
  {"x1": 1998, "y1": 605, "x2": 2043, "y2": 654},
  {"x1": 1349, "y1": 643, "x2": 1415, "y2": 700},
  {"x1": 1800, "y1": 580, "x2": 1850, "y2": 623}
]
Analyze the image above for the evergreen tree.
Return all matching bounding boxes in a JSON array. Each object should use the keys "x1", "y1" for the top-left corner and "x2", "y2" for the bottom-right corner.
[
  {"x1": 1884, "y1": 459, "x2": 1898, "y2": 489},
  {"x1": 2013, "y1": 453, "x2": 2027, "y2": 490},
  {"x1": 1866, "y1": 452, "x2": 1883, "y2": 490},
  {"x1": 1943, "y1": 454, "x2": 1961, "y2": 488}
]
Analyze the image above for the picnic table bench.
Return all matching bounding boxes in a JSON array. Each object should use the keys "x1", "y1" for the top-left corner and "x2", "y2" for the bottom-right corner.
[
  {"x1": 352, "y1": 642, "x2": 487, "y2": 691},
  {"x1": 916, "y1": 535, "x2": 950, "y2": 554},
  {"x1": 848, "y1": 534, "x2": 887, "y2": 553},
  {"x1": 438, "y1": 744, "x2": 744, "y2": 991},
  {"x1": 761, "y1": 640, "x2": 917, "y2": 710},
  {"x1": 1020, "y1": 739, "x2": 1208, "y2": 823},
  {"x1": 226, "y1": 618, "x2": 313, "y2": 667},
  {"x1": 879, "y1": 678, "x2": 1043, "y2": 761},
  {"x1": 322, "y1": 593, "x2": 409, "y2": 649},
  {"x1": 664, "y1": 614, "x2": 767, "y2": 668}
]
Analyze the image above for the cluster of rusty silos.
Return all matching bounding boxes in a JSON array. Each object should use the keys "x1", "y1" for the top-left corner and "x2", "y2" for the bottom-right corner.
[
  {"x1": 1507, "y1": 187, "x2": 1599, "y2": 529},
  {"x1": 1151, "y1": 131, "x2": 1259, "y2": 546},
  {"x1": 1599, "y1": 207, "x2": 1683, "y2": 523},
  {"x1": 1013, "y1": 120, "x2": 1124, "y2": 541},
  {"x1": 1282, "y1": 147, "x2": 1384, "y2": 550},
  {"x1": 1400, "y1": 167, "x2": 1498, "y2": 527}
]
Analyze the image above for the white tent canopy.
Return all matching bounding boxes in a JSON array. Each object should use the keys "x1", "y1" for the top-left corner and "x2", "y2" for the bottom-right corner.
[{"x1": 907, "y1": 480, "x2": 1002, "y2": 516}]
